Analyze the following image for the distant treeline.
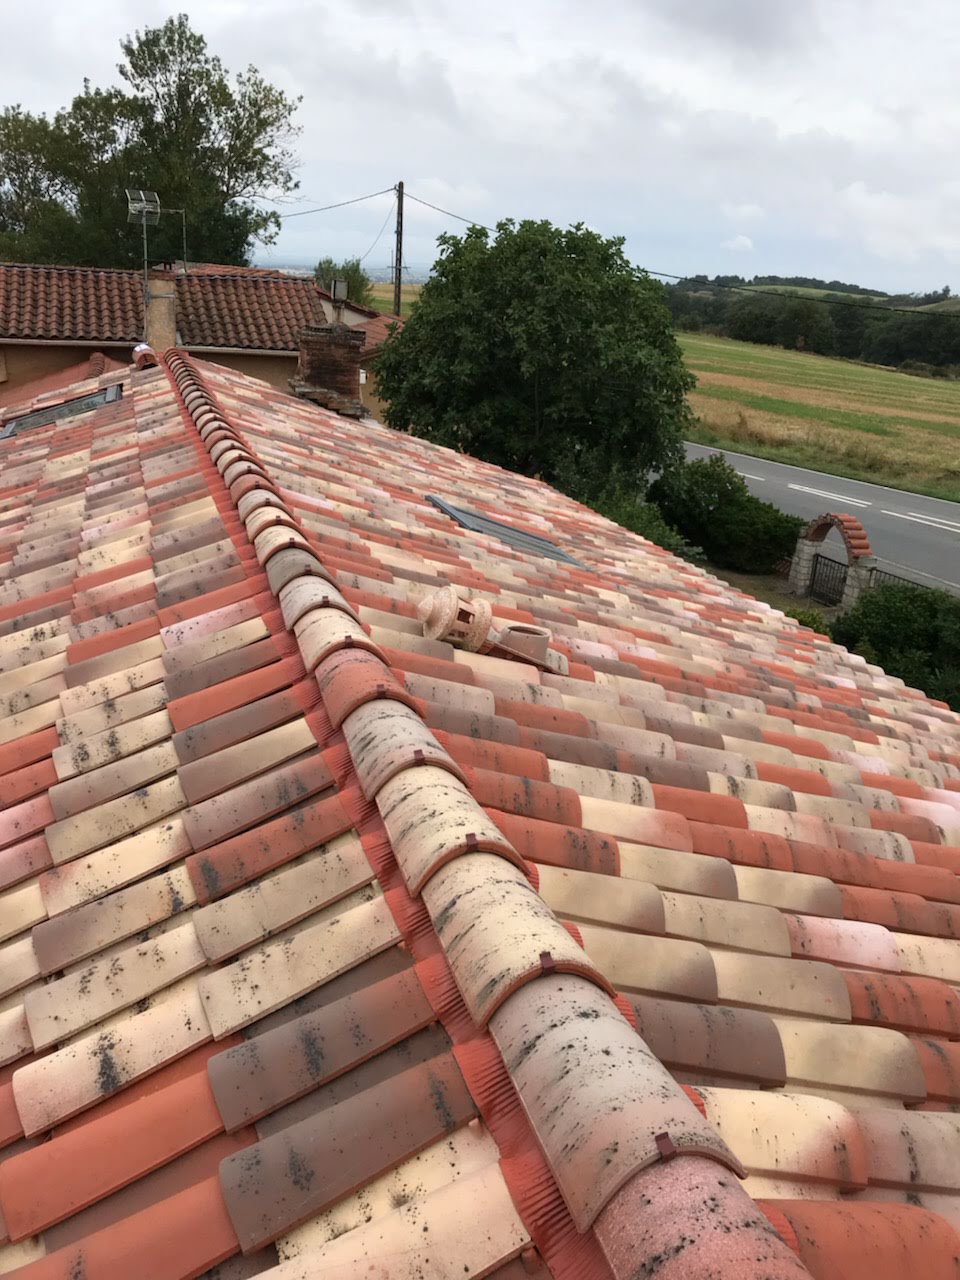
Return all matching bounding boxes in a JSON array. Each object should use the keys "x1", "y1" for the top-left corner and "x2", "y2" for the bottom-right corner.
[{"x1": 665, "y1": 276, "x2": 960, "y2": 374}]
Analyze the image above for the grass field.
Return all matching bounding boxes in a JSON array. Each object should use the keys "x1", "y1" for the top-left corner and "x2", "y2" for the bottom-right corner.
[
  {"x1": 369, "y1": 281, "x2": 422, "y2": 318},
  {"x1": 680, "y1": 333, "x2": 960, "y2": 501}
]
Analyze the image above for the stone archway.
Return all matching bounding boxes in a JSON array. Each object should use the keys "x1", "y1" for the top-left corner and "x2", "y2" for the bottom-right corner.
[{"x1": 788, "y1": 512, "x2": 876, "y2": 608}]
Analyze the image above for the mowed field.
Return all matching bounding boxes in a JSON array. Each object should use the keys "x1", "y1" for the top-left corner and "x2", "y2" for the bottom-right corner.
[
  {"x1": 680, "y1": 333, "x2": 960, "y2": 501},
  {"x1": 369, "y1": 280, "x2": 422, "y2": 318}
]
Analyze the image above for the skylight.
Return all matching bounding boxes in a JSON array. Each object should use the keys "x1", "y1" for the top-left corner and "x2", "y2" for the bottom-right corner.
[
  {"x1": 427, "y1": 495, "x2": 584, "y2": 566},
  {"x1": 0, "y1": 383, "x2": 122, "y2": 440}
]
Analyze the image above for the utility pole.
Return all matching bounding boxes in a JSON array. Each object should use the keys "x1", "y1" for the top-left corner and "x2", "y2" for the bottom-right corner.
[{"x1": 393, "y1": 181, "x2": 404, "y2": 316}]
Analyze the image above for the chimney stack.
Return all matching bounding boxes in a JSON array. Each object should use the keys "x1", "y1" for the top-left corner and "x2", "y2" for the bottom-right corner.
[
  {"x1": 290, "y1": 324, "x2": 365, "y2": 418},
  {"x1": 145, "y1": 267, "x2": 177, "y2": 352}
]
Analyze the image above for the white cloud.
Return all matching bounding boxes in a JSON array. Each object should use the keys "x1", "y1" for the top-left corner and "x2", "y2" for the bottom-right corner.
[
  {"x1": 721, "y1": 202, "x2": 765, "y2": 222},
  {"x1": 5, "y1": 0, "x2": 960, "y2": 288},
  {"x1": 837, "y1": 180, "x2": 960, "y2": 264}
]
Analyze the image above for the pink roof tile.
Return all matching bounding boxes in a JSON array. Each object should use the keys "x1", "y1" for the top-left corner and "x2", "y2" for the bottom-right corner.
[{"x1": 0, "y1": 348, "x2": 958, "y2": 1278}]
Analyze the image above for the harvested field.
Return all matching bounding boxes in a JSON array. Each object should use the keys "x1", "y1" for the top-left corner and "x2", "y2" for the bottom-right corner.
[
  {"x1": 369, "y1": 280, "x2": 421, "y2": 318},
  {"x1": 680, "y1": 333, "x2": 960, "y2": 501}
]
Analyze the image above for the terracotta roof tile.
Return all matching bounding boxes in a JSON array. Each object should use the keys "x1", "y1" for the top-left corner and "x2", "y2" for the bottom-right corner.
[
  {"x1": 0, "y1": 349, "x2": 960, "y2": 1278},
  {"x1": 0, "y1": 263, "x2": 389, "y2": 354},
  {"x1": 0, "y1": 266, "x2": 143, "y2": 343}
]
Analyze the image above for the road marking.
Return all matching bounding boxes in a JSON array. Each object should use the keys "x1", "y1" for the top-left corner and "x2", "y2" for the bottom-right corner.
[
  {"x1": 788, "y1": 483, "x2": 871, "y2": 508},
  {"x1": 684, "y1": 442, "x2": 960, "y2": 507},
  {"x1": 737, "y1": 472, "x2": 766, "y2": 481},
  {"x1": 881, "y1": 509, "x2": 960, "y2": 534}
]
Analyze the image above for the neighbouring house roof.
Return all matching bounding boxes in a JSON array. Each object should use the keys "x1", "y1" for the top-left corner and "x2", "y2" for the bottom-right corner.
[
  {"x1": 0, "y1": 352, "x2": 959, "y2": 1279},
  {"x1": 0, "y1": 265, "x2": 143, "y2": 344},
  {"x1": 174, "y1": 271, "x2": 326, "y2": 350},
  {"x1": 0, "y1": 263, "x2": 392, "y2": 353},
  {"x1": 355, "y1": 309, "x2": 404, "y2": 355}
]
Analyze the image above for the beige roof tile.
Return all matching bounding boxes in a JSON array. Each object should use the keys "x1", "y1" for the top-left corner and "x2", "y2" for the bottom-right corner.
[
  {"x1": 198, "y1": 895, "x2": 399, "y2": 1038},
  {"x1": 24, "y1": 921, "x2": 206, "y2": 1049}
]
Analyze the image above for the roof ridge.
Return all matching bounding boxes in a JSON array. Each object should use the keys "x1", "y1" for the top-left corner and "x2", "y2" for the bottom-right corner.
[
  {"x1": 159, "y1": 347, "x2": 812, "y2": 1280},
  {"x1": 176, "y1": 273, "x2": 317, "y2": 285},
  {"x1": 0, "y1": 261, "x2": 142, "y2": 278}
]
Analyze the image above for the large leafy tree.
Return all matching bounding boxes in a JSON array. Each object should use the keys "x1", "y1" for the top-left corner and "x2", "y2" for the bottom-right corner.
[
  {"x1": 374, "y1": 220, "x2": 692, "y2": 496},
  {"x1": 314, "y1": 256, "x2": 374, "y2": 308},
  {"x1": 0, "y1": 14, "x2": 300, "y2": 266}
]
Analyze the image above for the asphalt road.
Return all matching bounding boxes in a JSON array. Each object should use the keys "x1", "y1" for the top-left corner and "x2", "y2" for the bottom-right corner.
[{"x1": 685, "y1": 442, "x2": 960, "y2": 595}]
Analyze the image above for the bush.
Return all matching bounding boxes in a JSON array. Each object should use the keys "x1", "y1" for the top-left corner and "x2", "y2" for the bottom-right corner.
[
  {"x1": 786, "y1": 606, "x2": 829, "y2": 633},
  {"x1": 592, "y1": 488, "x2": 705, "y2": 563},
  {"x1": 831, "y1": 583, "x2": 960, "y2": 709},
  {"x1": 648, "y1": 454, "x2": 804, "y2": 573}
]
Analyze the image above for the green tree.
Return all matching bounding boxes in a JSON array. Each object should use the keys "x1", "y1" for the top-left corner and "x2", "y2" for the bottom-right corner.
[
  {"x1": 0, "y1": 14, "x2": 301, "y2": 267},
  {"x1": 778, "y1": 298, "x2": 837, "y2": 355},
  {"x1": 727, "y1": 294, "x2": 783, "y2": 345},
  {"x1": 374, "y1": 219, "x2": 692, "y2": 495},
  {"x1": 313, "y1": 256, "x2": 374, "y2": 308}
]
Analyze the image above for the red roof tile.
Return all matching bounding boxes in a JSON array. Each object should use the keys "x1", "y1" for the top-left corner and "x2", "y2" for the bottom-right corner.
[
  {"x1": 0, "y1": 266, "x2": 142, "y2": 343},
  {"x1": 0, "y1": 263, "x2": 388, "y2": 354},
  {"x1": 174, "y1": 273, "x2": 326, "y2": 350},
  {"x1": 0, "y1": 348, "x2": 959, "y2": 1278}
]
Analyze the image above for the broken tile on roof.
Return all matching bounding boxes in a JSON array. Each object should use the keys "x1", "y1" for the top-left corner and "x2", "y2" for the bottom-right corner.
[{"x1": 0, "y1": 344, "x2": 959, "y2": 1280}]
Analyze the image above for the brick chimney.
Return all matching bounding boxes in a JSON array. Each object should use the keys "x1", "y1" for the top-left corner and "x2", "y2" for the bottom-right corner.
[
  {"x1": 290, "y1": 324, "x2": 364, "y2": 418},
  {"x1": 145, "y1": 268, "x2": 177, "y2": 352}
]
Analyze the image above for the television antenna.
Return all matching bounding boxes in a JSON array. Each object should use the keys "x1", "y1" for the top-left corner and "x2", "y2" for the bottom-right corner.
[{"x1": 126, "y1": 190, "x2": 160, "y2": 339}]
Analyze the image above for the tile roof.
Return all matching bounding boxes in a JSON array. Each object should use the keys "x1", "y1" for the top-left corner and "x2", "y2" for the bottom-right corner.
[
  {"x1": 355, "y1": 311, "x2": 403, "y2": 354},
  {"x1": 0, "y1": 264, "x2": 384, "y2": 353},
  {"x1": 0, "y1": 350, "x2": 959, "y2": 1278},
  {"x1": 0, "y1": 266, "x2": 143, "y2": 344},
  {"x1": 174, "y1": 273, "x2": 326, "y2": 351}
]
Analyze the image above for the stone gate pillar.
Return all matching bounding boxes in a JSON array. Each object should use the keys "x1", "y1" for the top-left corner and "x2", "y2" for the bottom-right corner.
[
  {"x1": 789, "y1": 512, "x2": 874, "y2": 604},
  {"x1": 788, "y1": 535, "x2": 817, "y2": 596},
  {"x1": 841, "y1": 554, "x2": 876, "y2": 609}
]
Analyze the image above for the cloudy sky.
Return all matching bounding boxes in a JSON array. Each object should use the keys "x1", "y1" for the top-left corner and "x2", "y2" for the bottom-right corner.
[{"x1": 6, "y1": 0, "x2": 960, "y2": 290}]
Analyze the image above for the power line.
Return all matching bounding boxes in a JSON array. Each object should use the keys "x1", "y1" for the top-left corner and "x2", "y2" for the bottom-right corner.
[
  {"x1": 405, "y1": 191, "x2": 497, "y2": 233},
  {"x1": 407, "y1": 188, "x2": 960, "y2": 323},
  {"x1": 644, "y1": 269, "x2": 960, "y2": 320},
  {"x1": 359, "y1": 196, "x2": 397, "y2": 262},
  {"x1": 277, "y1": 187, "x2": 395, "y2": 221},
  {"x1": 271, "y1": 182, "x2": 960, "y2": 324}
]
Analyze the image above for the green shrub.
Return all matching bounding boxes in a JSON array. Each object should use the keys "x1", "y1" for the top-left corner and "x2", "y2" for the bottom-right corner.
[
  {"x1": 831, "y1": 583, "x2": 960, "y2": 709},
  {"x1": 591, "y1": 488, "x2": 705, "y2": 563},
  {"x1": 648, "y1": 454, "x2": 804, "y2": 573},
  {"x1": 786, "y1": 606, "x2": 829, "y2": 633}
]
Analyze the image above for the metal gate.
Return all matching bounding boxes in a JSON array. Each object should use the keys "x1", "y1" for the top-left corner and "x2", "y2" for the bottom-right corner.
[{"x1": 810, "y1": 554, "x2": 848, "y2": 605}]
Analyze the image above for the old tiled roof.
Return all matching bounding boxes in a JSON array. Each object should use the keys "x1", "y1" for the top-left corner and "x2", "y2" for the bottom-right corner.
[
  {"x1": 0, "y1": 266, "x2": 143, "y2": 344},
  {"x1": 1, "y1": 352, "x2": 960, "y2": 1279},
  {"x1": 0, "y1": 264, "x2": 385, "y2": 353},
  {"x1": 356, "y1": 310, "x2": 403, "y2": 355},
  {"x1": 174, "y1": 273, "x2": 327, "y2": 351}
]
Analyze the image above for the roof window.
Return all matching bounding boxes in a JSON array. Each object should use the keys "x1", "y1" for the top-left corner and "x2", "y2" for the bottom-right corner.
[
  {"x1": 0, "y1": 383, "x2": 122, "y2": 440},
  {"x1": 427, "y1": 494, "x2": 584, "y2": 566}
]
